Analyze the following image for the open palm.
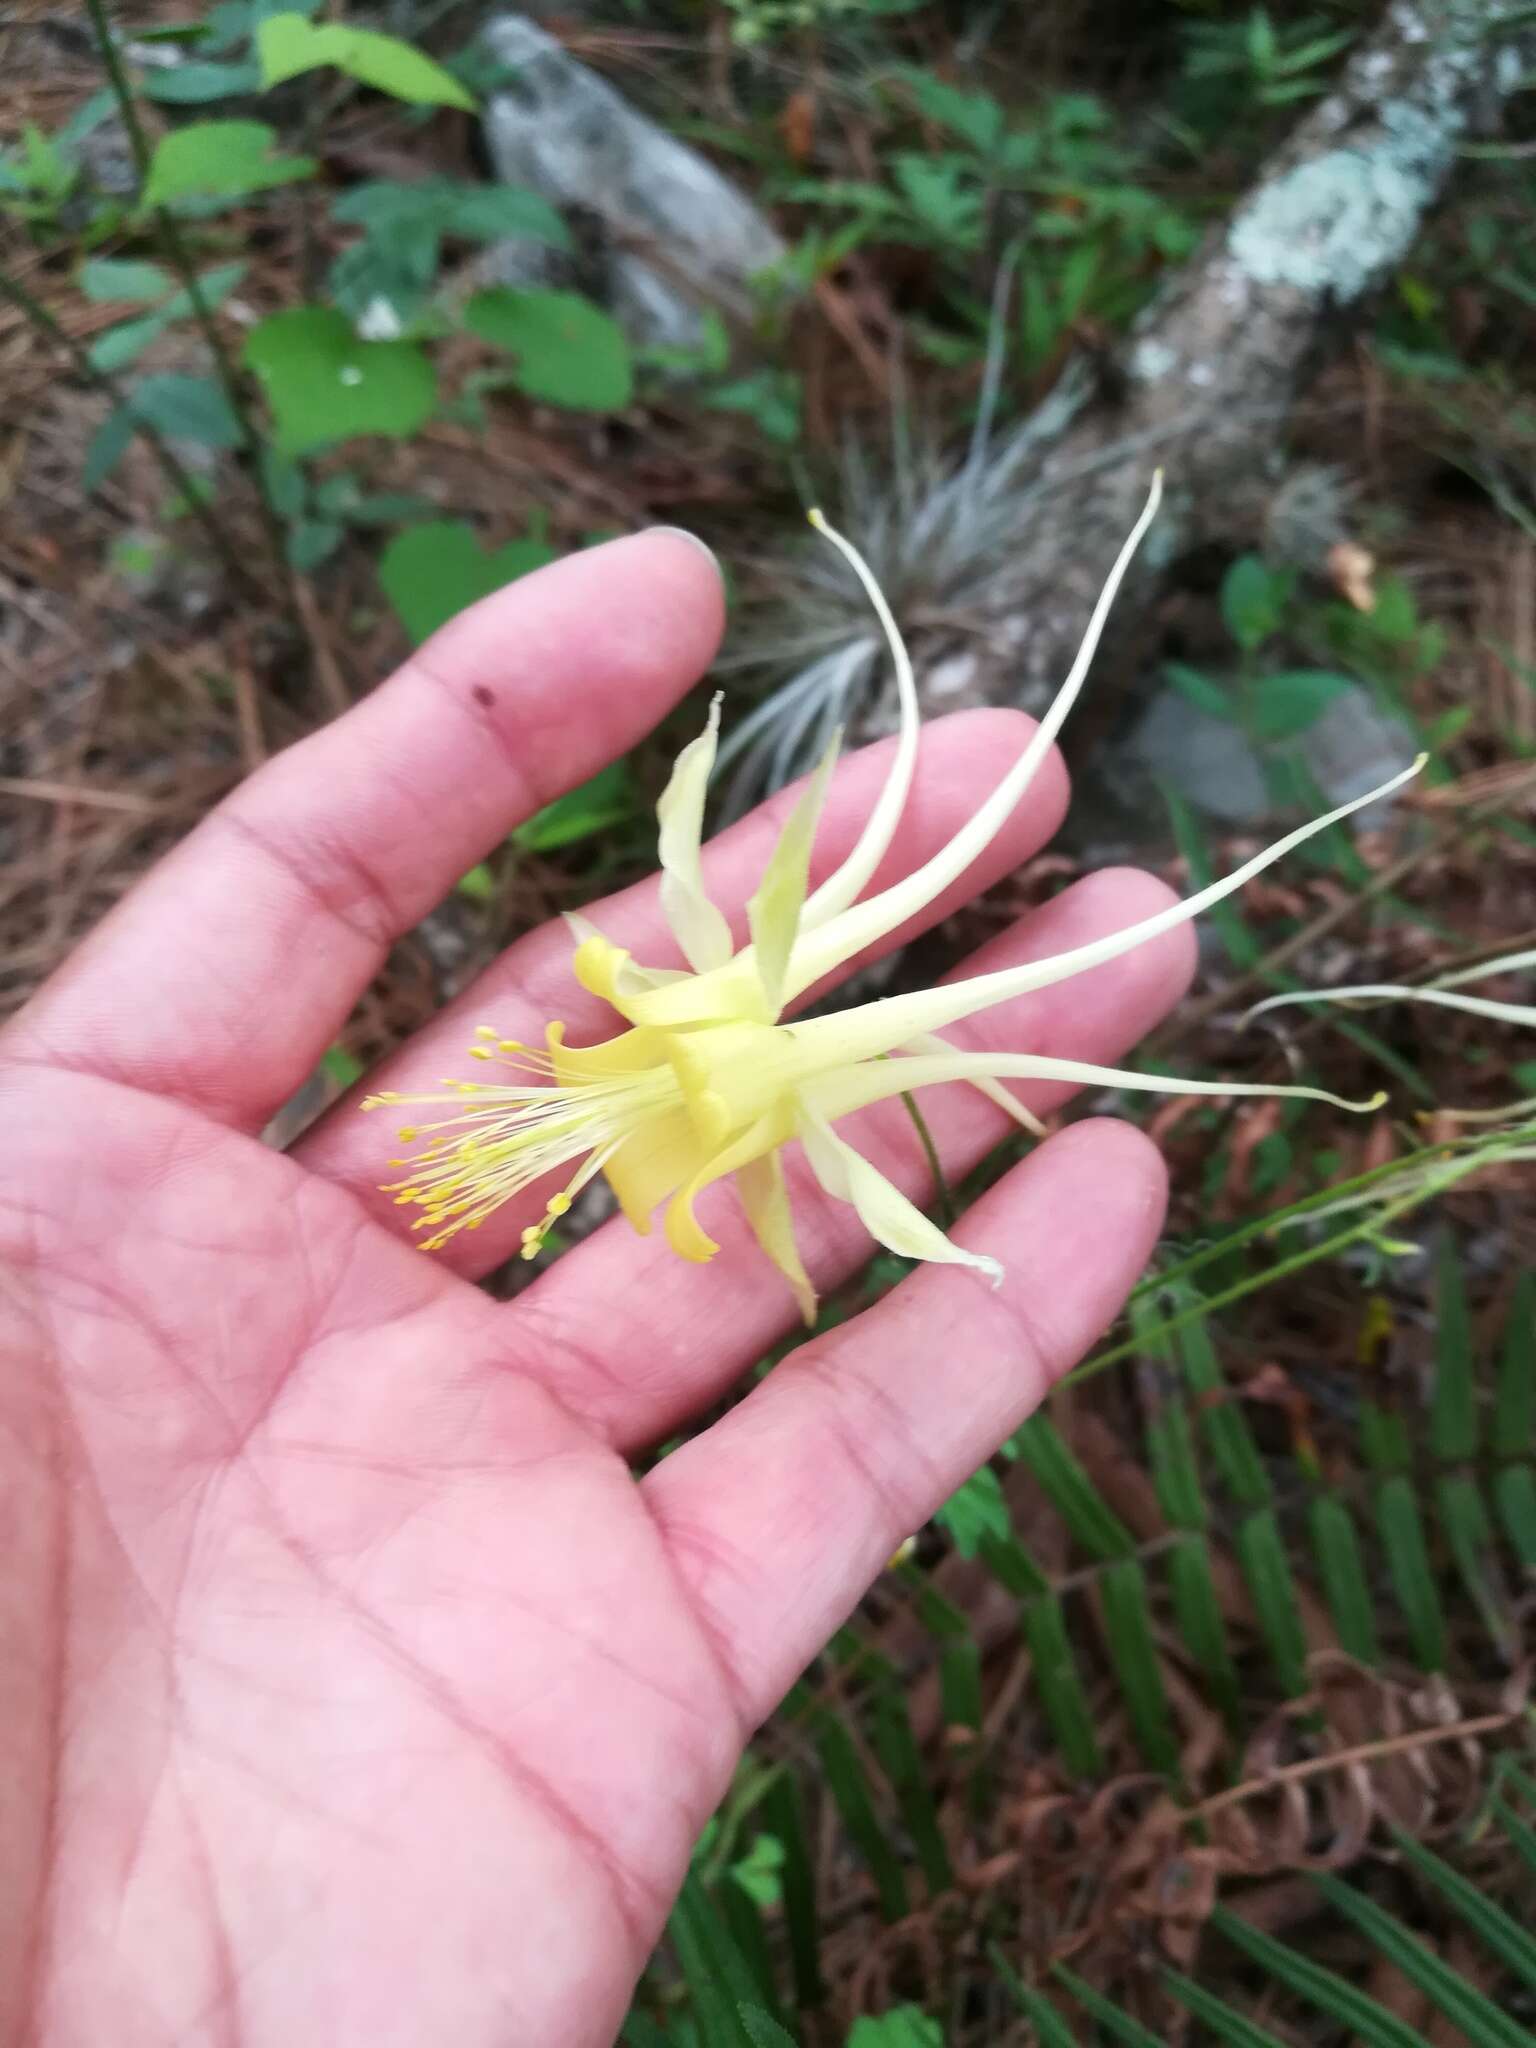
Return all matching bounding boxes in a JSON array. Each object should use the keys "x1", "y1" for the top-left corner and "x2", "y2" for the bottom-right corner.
[{"x1": 0, "y1": 533, "x2": 1191, "y2": 2047}]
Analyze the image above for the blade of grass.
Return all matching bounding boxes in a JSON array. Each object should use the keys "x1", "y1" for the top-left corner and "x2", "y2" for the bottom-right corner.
[
  {"x1": 1429, "y1": 1239, "x2": 1477, "y2": 1461},
  {"x1": 1313, "y1": 1874, "x2": 1534, "y2": 2048},
  {"x1": 1008, "y1": 1417, "x2": 1135, "y2": 1559},
  {"x1": 1494, "y1": 1464, "x2": 1536, "y2": 1566},
  {"x1": 1235, "y1": 1506, "x2": 1310, "y2": 1698},
  {"x1": 1308, "y1": 1492, "x2": 1380, "y2": 1665},
  {"x1": 1389, "y1": 1830, "x2": 1536, "y2": 1993},
  {"x1": 1493, "y1": 1273, "x2": 1535, "y2": 1457},
  {"x1": 1100, "y1": 1557, "x2": 1180, "y2": 1775},
  {"x1": 760, "y1": 1772, "x2": 822, "y2": 2013},
  {"x1": 870, "y1": 1678, "x2": 954, "y2": 1898},
  {"x1": 1177, "y1": 1316, "x2": 1271, "y2": 1509},
  {"x1": 1022, "y1": 1596, "x2": 1102, "y2": 1780},
  {"x1": 1054, "y1": 1966, "x2": 1163, "y2": 2048},
  {"x1": 813, "y1": 1716, "x2": 908, "y2": 1923},
  {"x1": 1213, "y1": 1909, "x2": 1436, "y2": 2048},
  {"x1": 1165, "y1": 1970, "x2": 1289, "y2": 2047},
  {"x1": 1376, "y1": 1474, "x2": 1446, "y2": 1671},
  {"x1": 1167, "y1": 1532, "x2": 1242, "y2": 1728}
]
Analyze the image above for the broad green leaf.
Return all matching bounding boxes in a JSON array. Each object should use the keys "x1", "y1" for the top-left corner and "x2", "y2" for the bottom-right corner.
[
  {"x1": 377, "y1": 518, "x2": 557, "y2": 645},
  {"x1": 935, "y1": 1462, "x2": 1010, "y2": 1557},
  {"x1": 466, "y1": 287, "x2": 634, "y2": 411},
  {"x1": 79, "y1": 256, "x2": 172, "y2": 303},
  {"x1": 244, "y1": 306, "x2": 435, "y2": 454},
  {"x1": 846, "y1": 2011, "x2": 943, "y2": 2048},
  {"x1": 88, "y1": 261, "x2": 246, "y2": 373},
  {"x1": 1250, "y1": 668, "x2": 1354, "y2": 741},
  {"x1": 140, "y1": 59, "x2": 261, "y2": 103},
  {"x1": 513, "y1": 761, "x2": 637, "y2": 853},
  {"x1": 1162, "y1": 658, "x2": 1232, "y2": 721},
  {"x1": 895, "y1": 67, "x2": 1007, "y2": 152},
  {"x1": 141, "y1": 119, "x2": 314, "y2": 207},
  {"x1": 1220, "y1": 552, "x2": 1289, "y2": 652},
  {"x1": 132, "y1": 372, "x2": 242, "y2": 446},
  {"x1": 257, "y1": 13, "x2": 475, "y2": 108}
]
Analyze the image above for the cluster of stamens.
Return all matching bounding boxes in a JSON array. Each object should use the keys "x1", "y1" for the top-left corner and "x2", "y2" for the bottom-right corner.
[{"x1": 362, "y1": 1025, "x2": 670, "y2": 1256}]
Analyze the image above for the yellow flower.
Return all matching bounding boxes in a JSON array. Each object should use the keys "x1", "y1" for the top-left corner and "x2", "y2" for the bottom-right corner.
[{"x1": 366, "y1": 475, "x2": 1419, "y2": 1322}]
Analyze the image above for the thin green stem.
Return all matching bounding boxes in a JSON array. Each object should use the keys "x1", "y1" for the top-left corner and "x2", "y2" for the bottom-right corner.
[
  {"x1": 900, "y1": 1091, "x2": 953, "y2": 1227},
  {"x1": 0, "y1": 263, "x2": 253, "y2": 593},
  {"x1": 83, "y1": 0, "x2": 324, "y2": 665}
]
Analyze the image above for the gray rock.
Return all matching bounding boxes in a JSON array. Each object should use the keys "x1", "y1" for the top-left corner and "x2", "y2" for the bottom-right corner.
[
  {"x1": 479, "y1": 16, "x2": 785, "y2": 349},
  {"x1": 1111, "y1": 679, "x2": 1420, "y2": 831}
]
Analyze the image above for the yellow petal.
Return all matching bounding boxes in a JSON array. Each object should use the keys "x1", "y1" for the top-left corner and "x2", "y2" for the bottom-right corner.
[
  {"x1": 901, "y1": 1029, "x2": 1046, "y2": 1138},
  {"x1": 603, "y1": 1107, "x2": 714, "y2": 1233},
  {"x1": 662, "y1": 1108, "x2": 793, "y2": 1262},
  {"x1": 783, "y1": 472, "x2": 1166, "y2": 998},
  {"x1": 736, "y1": 1148, "x2": 817, "y2": 1326},
  {"x1": 748, "y1": 731, "x2": 840, "y2": 1017},
  {"x1": 798, "y1": 1110, "x2": 1003, "y2": 1287},
  {"x1": 799, "y1": 510, "x2": 920, "y2": 932},
  {"x1": 656, "y1": 694, "x2": 734, "y2": 974}
]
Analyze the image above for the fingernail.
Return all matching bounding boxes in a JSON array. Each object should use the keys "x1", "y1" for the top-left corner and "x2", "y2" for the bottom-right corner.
[{"x1": 649, "y1": 525, "x2": 721, "y2": 581}]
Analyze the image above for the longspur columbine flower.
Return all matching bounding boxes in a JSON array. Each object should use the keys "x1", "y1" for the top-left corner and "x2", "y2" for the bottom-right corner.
[{"x1": 366, "y1": 474, "x2": 1421, "y2": 1322}]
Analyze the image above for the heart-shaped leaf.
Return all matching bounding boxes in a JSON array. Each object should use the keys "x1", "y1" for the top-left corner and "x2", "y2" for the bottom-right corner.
[{"x1": 244, "y1": 306, "x2": 435, "y2": 454}]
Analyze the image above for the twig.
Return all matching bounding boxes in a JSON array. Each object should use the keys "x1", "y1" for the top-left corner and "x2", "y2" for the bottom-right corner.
[
  {"x1": 0, "y1": 775, "x2": 168, "y2": 816},
  {"x1": 0, "y1": 266, "x2": 252, "y2": 594},
  {"x1": 1186, "y1": 1711, "x2": 1517, "y2": 1826}
]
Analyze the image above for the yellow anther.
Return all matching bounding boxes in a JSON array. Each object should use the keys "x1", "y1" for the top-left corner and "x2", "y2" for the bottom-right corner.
[
  {"x1": 469, "y1": 1046, "x2": 493, "y2": 1062},
  {"x1": 475, "y1": 1025, "x2": 499, "y2": 1040},
  {"x1": 520, "y1": 1241, "x2": 541, "y2": 1260},
  {"x1": 397, "y1": 1125, "x2": 418, "y2": 1141},
  {"x1": 498, "y1": 1039, "x2": 526, "y2": 1052},
  {"x1": 547, "y1": 1192, "x2": 572, "y2": 1217}
]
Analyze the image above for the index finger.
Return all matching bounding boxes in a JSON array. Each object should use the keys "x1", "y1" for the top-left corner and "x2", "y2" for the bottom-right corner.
[{"x1": 5, "y1": 531, "x2": 724, "y2": 1129}]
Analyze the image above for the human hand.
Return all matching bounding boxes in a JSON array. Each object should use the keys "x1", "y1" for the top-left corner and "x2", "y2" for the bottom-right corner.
[{"x1": 0, "y1": 531, "x2": 1192, "y2": 2047}]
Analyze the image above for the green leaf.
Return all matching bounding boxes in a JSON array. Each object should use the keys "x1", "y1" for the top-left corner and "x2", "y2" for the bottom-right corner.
[
  {"x1": 1055, "y1": 1968, "x2": 1162, "y2": 2048},
  {"x1": 257, "y1": 12, "x2": 476, "y2": 108},
  {"x1": 1236, "y1": 1505, "x2": 1309, "y2": 1698},
  {"x1": 1493, "y1": 1271, "x2": 1535, "y2": 1457},
  {"x1": 1496, "y1": 1464, "x2": 1536, "y2": 1566},
  {"x1": 1165, "y1": 1972, "x2": 1287, "y2": 2048},
  {"x1": 465, "y1": 287, "x2": 634, "y2": 411},
  {"x1": 1213, "y1": 1909, "x2": 1435, "y2": 2048},
  {"x1": 1162, "y1": 659, "x2": 1232, "y2": 721},
  {"x1": 245, "y1": 307, "x2": 435, "y2": 455},
  {"x1": 1008, "y1": 1417, "x2": 1134, "y2": 1559},
  {"x1": 1100, "y1": 1558, "x2": 1179, "y2": 1774},
  {"x1": 377, "y1": 518, "x2": 556, "y2": 645},
  {"x1": 1313, "y1": 1875, "x2": 1534, "y2": 2048},
  {"x1": 814, "y1": 1715, "x2": 906, "y2": 1922},
  {"x1": 82, "y1": 406, "x2": 137, "y2": 491},
  {"x1": 1376, "y1": 1474, "x2": 1446, "y2": 1671},
  {"x1": 87, "y1": 260, "x2": 246, "y2": 373},
  {"x1": 846, "y1": 2011, "x2": 943, "y2": 2048},
  {"x1": 935, "y1": 1462, "x2": 1010, "y2": 1558},
  {"x1": 870, "y1": 1681, "x2": 953, "y2": 1897},
  {"x1": 703, "y1": 370, "x2": 802, "y2": 445},
  {"x1": 511, "y1": 760, "x2": 639, "y2": 856},
  {"x1": 132, "y1": 372, "x2": 242, "y2": 446},
  {"x1": 140, "y1": 59, "x2": 261, "y2": 103},
  {"x1": 1220, "y1": 553, "x2": 1289, "y2": 652},
  {"x1": 895, "y1": 67, "x2": 1007, "y2": 152},
  {"x1": 141, "y1": 119, "x2": 315, "y2": 208},
  {"x1": 1021, "y1": 1596, "x2": 1101, "y2": 1779},
  {"x1": 320, "y1": 1043, "x2": 362, "y2": 1089},
  {"x1": 1389, "y1": 1829, "x2": 1536, "y2": 1993},
  {"x1": 1250, "y1": 668, "x2": 1354, "y2": 741},
  {"x1": 1176, "y1": 1313, "x2": 1271, "y2": 1505},
  {"x1": 1308, "y1": 1492, "x2": 1378, "y2": 1664},
  {"x1": 739, "y1": 2009, "x2": 796, "y2": 2048},
  {"x1": 79, "y1": 256, "x2": 172, "y2": 303},
  {"x1": 1166, "y1": 1534, "x2": 1241, "y2": 1726},
  {"x1": 891, "y1": 154, "x2": 984, "y2": 247},
  {"x1": 760, "y1": 1772, "x2": 821, "y2": 2011}
]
